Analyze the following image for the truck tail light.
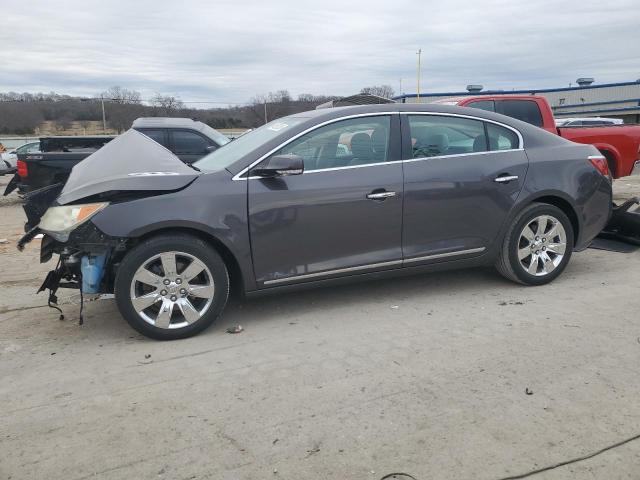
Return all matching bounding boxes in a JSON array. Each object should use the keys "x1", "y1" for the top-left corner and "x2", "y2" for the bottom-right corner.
[
  {"x1": 588, "y1": 155, "x2": 609, "y2": 177},
  {"x1": 17, "y1": 159, "x2": 28, "y2": 178}
]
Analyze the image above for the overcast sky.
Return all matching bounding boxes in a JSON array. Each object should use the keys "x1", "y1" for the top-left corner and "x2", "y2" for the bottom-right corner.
[{"x1": 1, "y1": 0, "x2": 638, "y2": 106}]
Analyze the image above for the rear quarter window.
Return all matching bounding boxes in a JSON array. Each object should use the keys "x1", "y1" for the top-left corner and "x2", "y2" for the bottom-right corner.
[{"x1": 486, "y1": 123, "x2": 520, "y2": 150}]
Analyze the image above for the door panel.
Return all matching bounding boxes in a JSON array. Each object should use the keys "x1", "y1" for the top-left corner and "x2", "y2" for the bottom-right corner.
[
  {"x1": 401, "y1": 114, "x2": 528, "y2": 261},
  {"x1": 248, "y1": 114, "x2": 403, "y2": 286},
  {"x1": 249, "y1": 165, "x2": 403, "y2": 285}
]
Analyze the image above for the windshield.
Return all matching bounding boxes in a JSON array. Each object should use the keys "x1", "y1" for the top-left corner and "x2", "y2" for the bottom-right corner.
[
  {"x1": 195, "y1": 116, "x2": 307, "y2": 171},
  {"x1": 201, "y1": 124, "x2": 231, "y2": 147}
]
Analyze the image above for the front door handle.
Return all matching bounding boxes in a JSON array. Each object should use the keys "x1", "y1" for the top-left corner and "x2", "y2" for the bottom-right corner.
[
  {"x1": 494, "y1": 175, "x2": 519, "y2": 183},
  {"x1": 367, "y1": 191, "x2": 396, "y2": 200}
]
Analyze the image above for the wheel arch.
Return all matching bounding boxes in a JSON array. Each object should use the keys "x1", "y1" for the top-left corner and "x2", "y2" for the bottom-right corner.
[
  {"x1": 526, "y1": 194, "x2": 580, "y2": 245},
  {"x1": 135, "y1": 226, "x2": 248, "y2": 296}
]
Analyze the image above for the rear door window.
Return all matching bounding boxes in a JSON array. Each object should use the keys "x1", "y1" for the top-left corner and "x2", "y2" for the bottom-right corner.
[{"x1": 496, "y1": 100, "x2": 543, "y2": 127}]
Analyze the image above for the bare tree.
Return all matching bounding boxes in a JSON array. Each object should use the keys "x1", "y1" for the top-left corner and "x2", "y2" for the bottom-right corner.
[
  {"x1": 100, "y1": 86, "x2": 142, "y2": 104},
  {"x1": 79, "y1": 120, "x2": 91, "y2": 135},
  {"x1": 57, "y1": 115, "x2": 74, "y2": 132},
  {"x1": 297, "y1": 93, "x2": 314, "y2": 102},
  {"x1": 360, "y1": 85, "x2": 395, "y2": 99},
  {"x1": 107, "y1": 103, "x2": 145, "y2": 133},
  {"x1": 0, "y1": 102, "x2": 43, "y2": 134},
  {"x1": 0, "y1": 88, "x2": 349, "y2": 133},
  {"x1": 150, "y1": 93, "x2": 185, "y2": 115}
]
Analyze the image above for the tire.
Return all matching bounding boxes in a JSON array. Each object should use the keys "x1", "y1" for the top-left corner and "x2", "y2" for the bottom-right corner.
[
  {"x1": 115, "y1": 233, "x2": 229, "y2": 340},
  {"x1": 496, "y1": 203, "x2": 574, "y2": 286}
]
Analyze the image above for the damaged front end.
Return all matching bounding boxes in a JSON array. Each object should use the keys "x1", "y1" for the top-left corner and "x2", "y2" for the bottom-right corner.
[
  {"x1": 16, "y1": 129, "x2": 201, "y2": 322},
  {"x1": 21, "y1": 213, "x2": 130, "y2": 322}
]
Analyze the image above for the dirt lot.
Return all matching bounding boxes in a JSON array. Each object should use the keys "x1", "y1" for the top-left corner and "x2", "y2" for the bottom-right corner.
[{"x1": 1, "y1": 176, "x2": 640, "y2": 480}]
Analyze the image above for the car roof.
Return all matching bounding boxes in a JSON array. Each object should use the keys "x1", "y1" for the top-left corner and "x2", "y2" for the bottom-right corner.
[
  {"x1": 133, "y1": 117, "x2": 204, "y2": 129},
  {"x1": 131, "y1": 117, "x2": 206, "y2": 131},
  {"x1": 223, "y1": 103, "x2": 568, "y2": 175},
  {"x1": 285, "y1": 102, "x2": 540, "y2": 132}
]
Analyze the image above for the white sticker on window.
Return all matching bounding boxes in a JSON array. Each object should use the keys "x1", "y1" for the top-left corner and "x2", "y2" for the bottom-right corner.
[{"x1": 268, "y1": 122, "x2": 288, "y2": 132}]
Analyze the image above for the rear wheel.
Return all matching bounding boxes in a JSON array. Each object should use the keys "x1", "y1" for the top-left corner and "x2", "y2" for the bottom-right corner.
[
  {"x1": 496, "y1": 203, "x2": 574, "y2": 285},
  {"x1": 115, "y1": 234, "x2": 229, "y2": 340}
]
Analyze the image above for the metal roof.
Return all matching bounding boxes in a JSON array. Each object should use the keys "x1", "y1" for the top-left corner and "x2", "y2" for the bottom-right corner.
[{"x1": 393, "y1": 80, "x2": 640, "y2": 100}]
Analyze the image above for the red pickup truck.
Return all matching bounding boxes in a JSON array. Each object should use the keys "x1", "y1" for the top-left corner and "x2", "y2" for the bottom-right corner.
[{"x1": 434, "y1": 95, "x2": 640, "y2": 178}]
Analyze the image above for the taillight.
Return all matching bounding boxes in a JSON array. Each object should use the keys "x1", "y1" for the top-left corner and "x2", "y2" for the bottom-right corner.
[
  {"x1": 17, "y1": 159, "x2": 28, "y2": 178},
  {"x1": 588, "y1": 155, "x2": 609, "y2": 177}
]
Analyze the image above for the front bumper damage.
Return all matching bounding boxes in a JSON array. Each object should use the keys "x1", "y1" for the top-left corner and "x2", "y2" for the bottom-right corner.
[{"x1": 18, "y1": 221, "x2": 129, "y2": 322}]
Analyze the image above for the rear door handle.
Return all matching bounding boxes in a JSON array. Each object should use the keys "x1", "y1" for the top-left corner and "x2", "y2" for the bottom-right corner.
[
  {"x1": 494, "y1": 175, "x2": 519, "y2": 183},
  {"x1": 367, "y1": 191, "x2": 396, "y2": 200}
]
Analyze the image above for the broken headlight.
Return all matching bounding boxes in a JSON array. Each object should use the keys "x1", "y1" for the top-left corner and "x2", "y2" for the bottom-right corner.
[{"x1": 39, "y1": 203, "x2": 109, "y2": 242}]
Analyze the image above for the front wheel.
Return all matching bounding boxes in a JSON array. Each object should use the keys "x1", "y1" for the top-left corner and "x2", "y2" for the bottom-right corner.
[
  {"x1": 496, "y1": 203, "x2": 574, "y2": 286},
  {"x1": 115, "y1": 234, "x2": 229, "y2": 340}
]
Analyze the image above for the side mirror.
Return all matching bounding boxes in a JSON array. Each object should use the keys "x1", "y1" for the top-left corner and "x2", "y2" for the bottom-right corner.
[
  {"x1": 205, "y1": 145, "x2": 217, "y2": 153},
  {"x1": 252, "y1": 154, "x2": 304, "y2": 178}
]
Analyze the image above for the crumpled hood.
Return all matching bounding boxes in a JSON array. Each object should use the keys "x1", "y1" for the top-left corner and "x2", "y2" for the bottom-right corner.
[{"x1": 56, "y1": 129, "x2": 200, "y2": 205}]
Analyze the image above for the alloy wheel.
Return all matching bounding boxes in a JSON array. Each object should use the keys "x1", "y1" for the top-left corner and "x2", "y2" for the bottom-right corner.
[
  {"x1": 129, "y1": 251, "x2": 215, "y2": 329},
  {"x1": 517, "y1": 215, "x2": 567, "y2": 277}
]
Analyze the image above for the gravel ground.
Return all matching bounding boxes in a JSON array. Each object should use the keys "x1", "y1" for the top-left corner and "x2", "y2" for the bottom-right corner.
[{"x1": 1, "y1": 174, "x2": 640, "y2": 480}]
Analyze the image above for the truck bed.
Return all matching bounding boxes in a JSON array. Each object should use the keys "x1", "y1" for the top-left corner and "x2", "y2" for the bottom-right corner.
[
  {"x1": 557, "y1": 124, "x2": 640, "y2": 177},
  {"x1": 13, "y1": 152, "x2": 92, "y2": 195}
]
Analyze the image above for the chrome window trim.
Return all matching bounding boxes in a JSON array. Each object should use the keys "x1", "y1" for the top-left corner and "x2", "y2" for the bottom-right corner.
[
  {"x1": 406, "y1": 111, "x2": 524, "y2": 149},
  {"x1": 233, "y1": 112, "x2": 399, "y2": 180},
  {"x1": 262, "y1": 247, "x2": 486, "y2": 285},
  {"x1": 302, "y1": 160, "x2": 399, "y2": 174},
  {"x1": 403, "y1": 148, "x2": 523, "y2": 164},
  {"x1": 233, "y1": 111, "x2": 524, "y2": 181}
]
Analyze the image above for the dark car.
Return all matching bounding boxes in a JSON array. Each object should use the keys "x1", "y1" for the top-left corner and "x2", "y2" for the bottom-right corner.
[{"x1": 29, "y1": 104, "x2": 612, "y2": 340}]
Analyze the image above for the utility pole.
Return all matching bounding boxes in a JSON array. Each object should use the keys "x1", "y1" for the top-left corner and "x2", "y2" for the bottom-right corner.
[
  {"x1": 101, "y1": 95, "x2": 107, "y2": 133},
  {"x1": 416, "y1": 49, "x2": 422, "y2": 103},
  {"x1": 399, "y1": 78, "x2": 402, "y2": 96},
  {"x1": 264, "y1": 101, "x2": 268, "y2": 124}
]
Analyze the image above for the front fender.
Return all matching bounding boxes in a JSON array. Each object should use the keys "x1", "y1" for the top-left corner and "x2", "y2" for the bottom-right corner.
[{"x1": 90, "y1": 172, "x2": 255, "y2": 291}]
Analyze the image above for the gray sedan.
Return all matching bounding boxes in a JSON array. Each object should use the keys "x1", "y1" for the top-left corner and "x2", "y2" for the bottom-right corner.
[{"x1": 33, "y1": 104, "x2": 612, "y2": 339}]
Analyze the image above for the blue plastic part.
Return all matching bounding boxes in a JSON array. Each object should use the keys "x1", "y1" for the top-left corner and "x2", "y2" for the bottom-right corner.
[{"x1": 81, "y1": 253, "x2": 108, "y2": 294}]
